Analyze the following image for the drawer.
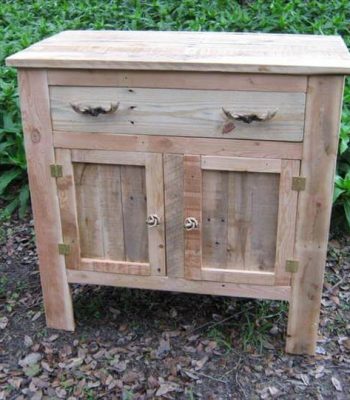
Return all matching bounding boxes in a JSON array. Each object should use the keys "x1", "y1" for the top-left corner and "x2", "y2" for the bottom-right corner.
[{"x1": 50, "y1": 86, "x2": 306, "y2": 142}]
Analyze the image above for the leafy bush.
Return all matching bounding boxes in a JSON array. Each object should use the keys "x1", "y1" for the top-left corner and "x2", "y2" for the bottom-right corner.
[{"x1": 1, "y1": 0, "x2": 350, "y2": 224}]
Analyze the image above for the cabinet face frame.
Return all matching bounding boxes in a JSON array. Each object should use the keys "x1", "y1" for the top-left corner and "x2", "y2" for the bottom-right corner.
[
  {"x1": 183, "y1": 155, "x2": 300, "y2": 286},
  {"x1": 55, "y1": 148, "x2": 166, "y2": 277}
]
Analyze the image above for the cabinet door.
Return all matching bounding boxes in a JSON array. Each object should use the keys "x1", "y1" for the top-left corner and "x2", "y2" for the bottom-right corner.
[
  {"x1": 55, "y1": 149, "x2": 165, "y2": 276},
  {"x1": 183, "y1": 155, "x2": 299, "y2": 286}
]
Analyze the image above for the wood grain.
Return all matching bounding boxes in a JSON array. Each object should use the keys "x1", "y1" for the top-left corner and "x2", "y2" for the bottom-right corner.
[
  {"x1": 274, "y1": 160, "x2": 300, "y2": 286},
  {"x1": 81, "y1": 258, "x2": 150, "y2": 275},
  {"x1": 121, "y1": 166, "x2": 148, "y2": 262},
  {"x1": 47, "y1": 70, "x2": 307, "y2": 92},
  {"x1": 164, "y1": 154, "x2": 184, "y2": 278},
  {"x1": 201, "y1": 156, "x2": 281, "y2": 173},
  {"x1": 146, "y1": 153, "x2": 166, "y2": 276},
  {"x1": 55, "y1": 148, "x2": 81, "y2": 270},
  {"x1": 183, "y1": 155, "x2": 202, "y2": 280},
  {"x1": 286, "y1": 76, "x2": 345, "y2": 355},
  {"x1": 18, "y1": 69, "x2": 74, "y2": 330},
  {"x1": 50, "y1": 86, "x2": 305, "y2": 142},
  {"x1": 7, "y1": 30, "x2": 350, "y2": 74},
  {"x1": 54, "y1": 132, "x2": 303, "y2": 160},
  {"x1": 67, "y1": 269, "x2": 291, "y2": 301}
]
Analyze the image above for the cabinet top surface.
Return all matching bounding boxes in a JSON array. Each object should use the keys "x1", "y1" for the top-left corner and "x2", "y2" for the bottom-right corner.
[{"x1": 6, "y1": 30, "x2": 350, "y2": 74}]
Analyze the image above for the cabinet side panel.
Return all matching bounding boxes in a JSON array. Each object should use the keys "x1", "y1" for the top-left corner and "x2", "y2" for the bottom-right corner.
[
  {"x1": 286, "y1": 76, "x2": 345, "y2": 355},
  {"x1": 164, "y1": 154, "x2": 184, "y2": 278},
  {"x1": 18, "y1": 69, "x2": 74, "y2": 330}
]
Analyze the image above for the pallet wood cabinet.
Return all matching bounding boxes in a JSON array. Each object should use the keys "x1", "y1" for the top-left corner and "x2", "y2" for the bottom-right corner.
[{"x1": 6, "y1": 31, "x2": 350, "y2": 355}]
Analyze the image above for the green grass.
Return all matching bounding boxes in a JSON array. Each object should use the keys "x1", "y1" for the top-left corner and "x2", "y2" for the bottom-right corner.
[{"x1": 1, "y1": 0, "x2": 350, "y2": 224}]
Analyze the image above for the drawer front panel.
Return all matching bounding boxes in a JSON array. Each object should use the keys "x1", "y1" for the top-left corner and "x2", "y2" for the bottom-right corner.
[{"x1": 50, "y1": 86, "x2": 305, "y2": 142}]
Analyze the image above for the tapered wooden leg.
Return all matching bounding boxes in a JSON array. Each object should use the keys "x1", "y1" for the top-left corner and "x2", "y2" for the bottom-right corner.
[
  {"x1": 286, "y1": 76, "x2": 344, "y2": 354},
  {"x1": 18, "y1": 69, "x2": 75, "y2": 330}
]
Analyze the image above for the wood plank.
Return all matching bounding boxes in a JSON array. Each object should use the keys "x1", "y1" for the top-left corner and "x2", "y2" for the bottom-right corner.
[
  {"x1": 47, "y1": 70, "x2": 307, "y2": 92},
  {"x1": 164, "y1": 154, "x2": 184, "y2": 278},
  {"x1": 17, "y1": 69, "x2": 74, "y2": 330},
  {"x1": 55, "y1": 148, "x2": 81, "y2": 270},
  {"x1": 71, "y1": 149, "x2": 146, "y2": 165},
  {"x1": 145, "y1": 154, "x2": 166, "y2": 276},
  {"x1": 120, "y1": 165, "x2": 148, "y2": 263},
  {"x1": 202, "y1": 170, "x2": 229, "y2": 268},
  {"x1": 7, "y1": 31, "x2": 350, "y2": 74},
  {"x1": 201, "y1": 156, "x2": 281, "y2": 173},
  {"x1": 74, "y1": 163, "x2": 125, "y2": 260},
  {"x1": 286, "y1": 76, "x2": 345, "y2": 355},
  {"x1": 225, "y1": 172, "x2": 279, "y2": 273},
  {"x1": 67, "y1": 269, "x2": 291, "y2": 301},
  {"x1": 274, "y1": 160, "x2": 300, "y2": 286},
  {"x1": 81, "y1": 258, "x2": 150, "y2": 275},
  {"x1": 54, "y1": 132, "x2": 303, "y2": 160},
  {"x1": 50, "y1": 86, "x2": 305, "y2": 142},
  {"x1": 201, "y1": 268, "x2": 275, "y2": 285},
  {"x1": 183, "y1": 155, "x2": 202, "y2": 280}
]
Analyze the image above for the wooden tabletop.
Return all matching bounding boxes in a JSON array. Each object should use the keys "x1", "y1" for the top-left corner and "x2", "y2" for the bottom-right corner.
[{"x1": 6, "y1": 30, "x2": 350, "y2": 74}]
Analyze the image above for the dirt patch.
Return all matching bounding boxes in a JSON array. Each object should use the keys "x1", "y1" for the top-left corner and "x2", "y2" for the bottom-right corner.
[{"x1": 0, "y1": 213, "x2": 349, "y2": 399}]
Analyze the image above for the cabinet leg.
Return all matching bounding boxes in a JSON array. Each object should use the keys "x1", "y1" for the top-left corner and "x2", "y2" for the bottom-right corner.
[{"x1": 18, "y1": 69, "x2": 75, "y2": 331}]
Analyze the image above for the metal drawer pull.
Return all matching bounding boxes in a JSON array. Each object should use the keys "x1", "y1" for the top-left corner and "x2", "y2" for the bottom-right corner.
[
  {"x1": 184, "y1": 217, "x2": 199, "y2": 231},
  {"x1": 146, "y1": 214, "x2": 160, "y2": 227},
  {"x1": 222, "y1": 108, "x2": 278, "y2": 124},
  {"x1": 70, "y1": 102, "x2": 119, "y2": 117}
]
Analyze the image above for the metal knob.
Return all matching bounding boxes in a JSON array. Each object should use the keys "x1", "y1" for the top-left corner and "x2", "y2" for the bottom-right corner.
[
  {"x1": 184, "y1": 217, "x2": 199, "y2": 231},
  {"x1": 146, "y1": 214, "x2": 160, "y2": 227},
  {"x1": 70, "y1": 102, "x2": 119, "y2": 117}
]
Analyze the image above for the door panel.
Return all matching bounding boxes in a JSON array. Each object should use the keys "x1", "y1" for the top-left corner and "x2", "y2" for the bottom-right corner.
[
  {"x1": 56, "y1": 149, "x2": 165, "y2": 276},
  {"x1": 183, "y1": 155, "x2": 299, "y2": 286}
]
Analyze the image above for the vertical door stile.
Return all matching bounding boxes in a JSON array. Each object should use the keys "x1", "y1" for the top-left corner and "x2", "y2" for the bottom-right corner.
[
  {"x1": 274, "y1": 159, "x2": 300, "y2": 286},
  {"x1": 183, "y1": 155, "x2": 202, "y2": 280},
  {"x1": 55, "y1": 148, "x2": 81, "y2": 270},
  {"x1": 146, "y1": 153, "x2": 166, "y2": 276}
]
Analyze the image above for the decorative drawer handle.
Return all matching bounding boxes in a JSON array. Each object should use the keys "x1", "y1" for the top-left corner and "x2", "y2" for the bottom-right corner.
[
  {"x1": 222, "y1": 108, "x2": 278, "y2": 124},
  {"x1": 146, "y1": 214, "x2": 160, "y2": 227},
  {"x1": 184, "y1": 217, "x2": 199, "y2": 231},
  {"x1": 70, "y1": 102, "x2": 119, "y2": 117}
]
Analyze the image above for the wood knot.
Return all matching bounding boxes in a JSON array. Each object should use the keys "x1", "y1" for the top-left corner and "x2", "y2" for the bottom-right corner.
[{"x1": 31, "y1": 129, "x2": 41, "y2": 143}]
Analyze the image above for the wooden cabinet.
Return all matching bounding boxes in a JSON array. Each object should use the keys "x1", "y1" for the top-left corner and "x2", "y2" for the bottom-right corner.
[{"x1": 7, "y1": 30, "x2": 350, "y2": 355}]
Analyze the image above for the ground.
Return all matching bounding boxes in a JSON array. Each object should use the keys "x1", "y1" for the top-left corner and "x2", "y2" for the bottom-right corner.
[{"x1": 0, "y1": 213, "x2": 349, "y2": 399}]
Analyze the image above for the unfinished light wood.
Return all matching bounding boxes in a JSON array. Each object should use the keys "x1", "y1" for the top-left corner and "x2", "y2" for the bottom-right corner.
[
  {"x1": 18, "y1": 69, "x2": 74, "y2": 330},
  {"x1": 67, "y1": 269, "x2": 291, "y2": 301},
  {"x1": 274, "y1": 160, "x2": 300, "y2": 286},
  {"x1": 201, "y1": 167, "x2": 280, "y2": 282},
  {"x1": 164, "y1": 154, "x2": 184, "y2": 278},
  {"x1": 80, "y1": 259, "x2": 150, "y2": 275},
  {"x1": 54, "y1": 132, "x2": 303, "y2": 159},
  {"x1": 10, "y1": 31, "x2": 349, "y2": 356},
  {"x1": 183, "y1": 155, "x2": 202, "y2": 280},
  {"x1": 7, "y1": 31, "x2": 350, "y2": 74},
  {"x1": 145, "y1": 153, "x2": 166, "y2": 276},
  {"x1": 50, "y1": 86, "x2": 305, "y2": 142},
  {"x1": 286, "y1": 76, "x2": 345, "y2": 355},
  {"x1": 47, "y1": 70, "x2": 307, "y2": 92},
  {"x1": 121, "y1": 166, "x2": 148, "y2": 263},
  {"x1": 55, "y1": 148, "x2": 80, "y2": 269},
  {"x1": 201, "y1": 156, "x2": 281, "y2": 173}
]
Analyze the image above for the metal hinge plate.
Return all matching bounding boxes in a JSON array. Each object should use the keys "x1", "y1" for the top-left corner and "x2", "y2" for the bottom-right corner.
[
  {"x1": 286, "y1": 260, "x2": 299, "y2": 273},
  {"x1": 292, "y1": 177, "x2": 306, "y2": 191},
  {"x1": 58, "y1": 243, "x2": 70, "y2": 255},
  {"x1": 50, "y1": 164, "x2": 63, "y2": 178}
]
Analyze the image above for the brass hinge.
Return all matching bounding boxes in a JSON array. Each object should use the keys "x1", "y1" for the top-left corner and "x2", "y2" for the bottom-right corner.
[
  {"x1": 286, "y1": 260, "x2": 299, "y2": 273},
  {"x1": 50, "y1": 164, "x2": 63, "y2": 178},
  {"x1": 58, "y1": 243, "x2": 70, "y2": 255},
  {"x1": 292, "y1": 177, "x2": 306, "y2": 191}
]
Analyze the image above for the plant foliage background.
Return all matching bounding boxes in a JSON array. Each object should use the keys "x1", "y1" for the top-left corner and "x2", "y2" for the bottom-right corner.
[{"x1": 1, "y1": 0, "x2": 350, "y2": 225}]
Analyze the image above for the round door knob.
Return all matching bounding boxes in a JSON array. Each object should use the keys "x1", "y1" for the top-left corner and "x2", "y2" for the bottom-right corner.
[
  {"x1": 146, "y1": 214, "x2": 160, "y2": 227},
  {"x1": 184, "y1": 217, "x2": 199, "y2": 231}
]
